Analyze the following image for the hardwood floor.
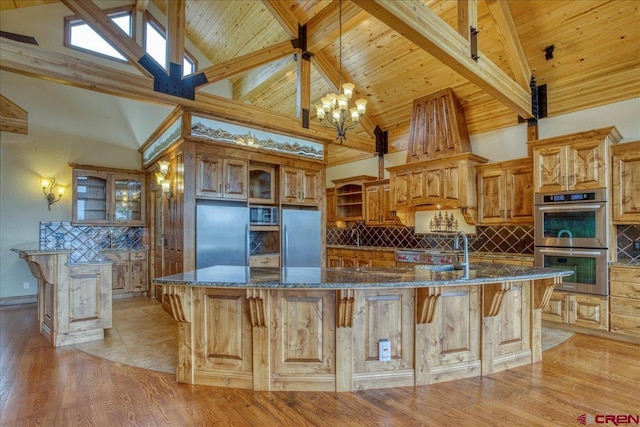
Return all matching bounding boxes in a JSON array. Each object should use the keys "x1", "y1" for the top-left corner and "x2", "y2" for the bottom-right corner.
[{"x1": 1, "y1": 301, "x2": 639, "y2": 426}]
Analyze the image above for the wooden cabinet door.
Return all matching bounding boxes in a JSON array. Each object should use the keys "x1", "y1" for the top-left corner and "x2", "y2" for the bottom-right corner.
[
  {"x1": 300, "y1": 169, "x2": 320, "y2": 205},
  {"x1": 222, "y1": 159, "x2": 248, "y2": 200},
  {"x1": 381, "y1": 184, "x2": 396, "y2": 224},
  {"x1": 281, "y1": 166, "x2": 301, "y2": 204},
  {"x1": 477, "y1": 170, "x2": 506, "y2": 225},
  {"x1": 326, "y1": 188, "x2": 336, "y2": 224},
  {"x1": 130, "y1": 252, "x2": 148, "y2": 292},
  {"x1": 327, "y1": 256, "x2": 342, "y2": 267},
  {"x1": 73, "y1": 169, "x2": 110, "y2": 224},
  {"x1": 195, "y1": 154, "x2": 223, "y2": 198},
  {"x1": 341, "y1": 257, "x2": 356, "y2": 268},
  {"x1": 391, "y1": 172, "x2": 409, "y2": 209},
  {"x1": 507, "y1": 167, "x2": 534, "y2": 223},
  {"x1": 111, "y1": 258, "x2": 128, "y2": 294},
  {"x1": 424, "y1": 169, "x2": 442, "y2": 200},
  {"x1": 567, "y1": 140, "x2": 606, "y2": 190},
  {"x1": 534, "y1": 145, "x2": 565, "y2": 193},
  {"x1": 248, "y1": 163, "x2": 275, "y2": 204},
  {"x1": 612, "y1": 148, "x2": 640, "y2": 223},
  {"x1": 442, "y1": 164, "x2": 460, "y2": 203},
  {"x1": 365, "y1": 185, "x2": 381, "y2": 225},
  {"x1": 408, "y1": 170, "x2": 425, "y2": 205},
  {"x1": 112, "y1": 173, "x2": 145, "y2": 225},
  {"x1": 541, "y1": 291, "x2": 568, "y2": 323},
  {"x1": 570, "y1": 294, "x2": 608, "y2": 330}
]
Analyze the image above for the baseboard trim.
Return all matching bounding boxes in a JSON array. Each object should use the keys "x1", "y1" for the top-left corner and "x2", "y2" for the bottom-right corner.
[{"x1": 0, "y1": 295, "x2": 37, "y2": 306}]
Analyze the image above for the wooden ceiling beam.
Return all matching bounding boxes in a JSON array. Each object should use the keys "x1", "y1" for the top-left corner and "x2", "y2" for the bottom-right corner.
[
  {"x1": 261, "y1": 0, "x2": 298, "y2": 38},
  {"x1": 166, "y1": 0, "x2": 186, "y2": 66},
  {"x1": 352, "y1": 0, "x2": 533, "y2": 119},
  {"x1": 0, "y1": 94, "x2": 28, "y2": 135},
  {"x1": 306, "y1": 0, "x2": 363, "y2": 53},
  {"x1": 457, "y1": 0, "x2": 477, "y2": 41},
  {"x1": 135, "y1": 0, "x2": 149, "y2": 13},
  {"x1": 201, "y1": 41, "x2": 297, "y2": 84},
  {"x1": 59, "y1": 0, "x2": 150, "y2": 77},
  {"x1": 485, "y1": 0, "x2": 532, "y2": 90},
  {"x1": 0, "y1": 38, "x2": 375, "y2": 153}
]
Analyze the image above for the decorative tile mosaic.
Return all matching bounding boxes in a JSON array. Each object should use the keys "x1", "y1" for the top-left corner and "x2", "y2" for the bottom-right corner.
[
  {"x1": 40, "y1": 222, "x2": 144, "y2": 263},
  {"x1": 617, "y1": 224, "x2": 640, "y2": 261},
  {"x1": 327, "y1": 222, "x2": 534, "y2": 254}
]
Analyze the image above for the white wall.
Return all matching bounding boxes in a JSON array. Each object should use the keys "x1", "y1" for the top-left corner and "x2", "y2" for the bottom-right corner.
[
  {"x1": 0, "y1": 0, "x2": 236, "y2": 300},
  {"x1": 327, "y1": 97, "x2": 640, "y2": 185}
]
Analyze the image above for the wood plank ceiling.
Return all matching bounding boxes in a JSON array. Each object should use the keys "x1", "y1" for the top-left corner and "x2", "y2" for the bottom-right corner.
[{"x1": 1, "y1": 0, "x2": 638, "y2": 166}]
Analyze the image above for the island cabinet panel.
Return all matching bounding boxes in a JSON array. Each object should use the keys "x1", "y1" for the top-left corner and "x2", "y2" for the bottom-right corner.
[
  {"x1": 415, "y1": 286, "x2": 481, "y2": 385},
  {"x1": 270, "y1": 290, "x2": 336, "y2": 391},
  {"x1": 192, "y1": 289, "x2": 254, "y2": 389},
  {"x1": 482, "y1": 283, "x2": 530, "y2": 376},
  {"x1": 352, "y1": 289, "x2": 415, "y2": 390}
]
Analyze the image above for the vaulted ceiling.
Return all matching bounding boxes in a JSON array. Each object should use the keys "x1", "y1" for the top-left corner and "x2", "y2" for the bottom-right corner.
[{"x1": 1, "y1": 0, "x2": 638, "y2": 166}]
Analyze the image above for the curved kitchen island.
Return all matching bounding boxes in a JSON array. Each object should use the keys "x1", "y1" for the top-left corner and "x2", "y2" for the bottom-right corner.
[{"x1": 154, "y1": 264, "x2": 570, "y2": 392}]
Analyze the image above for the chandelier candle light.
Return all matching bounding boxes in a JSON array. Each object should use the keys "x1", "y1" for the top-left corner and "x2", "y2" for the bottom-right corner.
[{"x1": 316, "y1": 0, "x2": 367, "y2": 144}]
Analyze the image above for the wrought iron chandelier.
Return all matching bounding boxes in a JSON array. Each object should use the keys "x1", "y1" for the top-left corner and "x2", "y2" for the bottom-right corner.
[{"x1": 316, "y1": 0, "x2": 367, "y2": 144}]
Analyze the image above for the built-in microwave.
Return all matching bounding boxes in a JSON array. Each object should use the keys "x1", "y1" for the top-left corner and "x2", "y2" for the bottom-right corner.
[{"x1": 250, "y1": 206, "x2": 278, "y2": 225}]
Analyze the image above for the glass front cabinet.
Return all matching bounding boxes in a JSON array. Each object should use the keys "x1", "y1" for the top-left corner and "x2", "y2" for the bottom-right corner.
[{"x1": 72, "y1": 167, "x2": 146, "y2": 226}]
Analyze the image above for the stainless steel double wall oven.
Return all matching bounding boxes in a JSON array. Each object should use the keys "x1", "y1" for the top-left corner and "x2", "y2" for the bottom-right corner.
[{"x1": 534, "y1": 188, "x2": 609, "y2": 295}]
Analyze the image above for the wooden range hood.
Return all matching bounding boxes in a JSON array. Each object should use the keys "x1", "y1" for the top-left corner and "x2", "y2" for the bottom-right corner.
[{"x1": 387, "y1": 88, "x2": 488, "y2": 223}]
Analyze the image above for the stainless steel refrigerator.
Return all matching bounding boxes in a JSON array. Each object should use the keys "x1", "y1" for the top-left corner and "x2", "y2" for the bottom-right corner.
[
  {"x1": 196, "y1": 201, "x2": 249, "y2": 268},
  {"x1": 281, "y1": 208, "x2": 321, "y2": 267}
]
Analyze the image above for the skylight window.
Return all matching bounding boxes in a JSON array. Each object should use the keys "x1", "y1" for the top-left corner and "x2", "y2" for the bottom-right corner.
[
  {"x1": 145, "y1": 13, "x2": 197, "y2": 76},
  {"x1": 65, "y1": 10, "x2": 132, "y2": 61}
]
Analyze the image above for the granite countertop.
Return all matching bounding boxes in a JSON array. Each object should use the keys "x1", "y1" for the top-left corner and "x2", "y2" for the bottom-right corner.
[
  {"x1": 10, "y1": 247, "x2": 73, "y2": 256},
  {"x1": 610, "y1": 259, "x2": 640, "y2": 267},
  {"x1": 153, "y1": 263, "x2": 571, "y2": 290}
]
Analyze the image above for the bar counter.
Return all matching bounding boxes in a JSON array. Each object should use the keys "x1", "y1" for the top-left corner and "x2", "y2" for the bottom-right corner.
[{"x1": 154, "y1": 264, "x2": 570, "y2": 392}]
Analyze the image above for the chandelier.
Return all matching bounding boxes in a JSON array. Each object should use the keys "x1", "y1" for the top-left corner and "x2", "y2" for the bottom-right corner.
[{"x1": 316, "y1": 0, "x2": 367, "y2": 144}]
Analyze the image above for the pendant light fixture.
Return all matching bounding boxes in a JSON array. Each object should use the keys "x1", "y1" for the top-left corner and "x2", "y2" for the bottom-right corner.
[{"x1": 316, "y1": 0, "x2": 367, "y2": 144}]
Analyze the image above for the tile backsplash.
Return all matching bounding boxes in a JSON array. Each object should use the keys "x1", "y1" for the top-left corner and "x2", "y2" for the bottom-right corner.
[
  {"x1": 40, "y1": 221, "x2": 144, "y2": 263},
  {"x1": 328, "y1": 222, "x2": 640, "y2": 261},
  {"x1": 327, "y1": 222, "x2": 534, "y2": 254},
  {"x1": 617, "y1": 224, "x2": 640, "y2": 261}
]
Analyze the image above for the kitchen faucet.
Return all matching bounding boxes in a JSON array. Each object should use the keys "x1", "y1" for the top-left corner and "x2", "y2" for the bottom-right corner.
[
  {"x1": 351, "y1": 228, "x2": 361, "y2": 247},
  {"x1": 454, "y1": 230, "x2": 470, "y2": 278}
]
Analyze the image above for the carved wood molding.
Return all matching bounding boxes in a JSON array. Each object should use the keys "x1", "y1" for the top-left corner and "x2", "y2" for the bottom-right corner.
[
  {"x1": 336, "y1": 290, "x2": 355, "y2": 328},
  {"x1": 417, "y1": 287, "x2": 441, "y2": 324},
  {"x1": 483, "y1": 282, "x2": 514, "y2": 317},
  {"x1": 247, "y1": 289, "x2": 267, "y2": 328},
  {"x1": 533, "y1": 277, "x2": 560, "y2": 310},
  {"x1": 165, "y1": 293, "x2": 187, "y2": 322}
]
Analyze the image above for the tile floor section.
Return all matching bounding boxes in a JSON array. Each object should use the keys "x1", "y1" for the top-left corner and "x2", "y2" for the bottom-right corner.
[{"x1": 74, "y1": 297, "x2": 574, "y2": 375}]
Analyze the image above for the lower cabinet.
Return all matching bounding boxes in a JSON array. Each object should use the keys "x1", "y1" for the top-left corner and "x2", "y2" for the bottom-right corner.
[
  {"x1": 103, "y1": 251, "x2": 148, "y2": 296},
  {"x1": 327, "y1": 248, "x2": 396, "y2": 268},
  {"x1": 609, "y1": 266, "x2": 640, "y2": 339},
  {"x1": 542, "y1": 291, "x2": 608, "y2": 331}
]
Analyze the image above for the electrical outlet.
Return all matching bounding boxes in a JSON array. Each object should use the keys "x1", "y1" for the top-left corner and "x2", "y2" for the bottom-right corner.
[
  {"x1": 634, "y1": 240, "x2": 640, "y2": 251},
  {"x1": 23, "y1": 282, "x2": 30, "y2": 290}
]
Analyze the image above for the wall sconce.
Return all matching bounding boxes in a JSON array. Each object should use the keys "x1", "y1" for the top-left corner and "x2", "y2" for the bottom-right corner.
[
  {"x1": 41, "y1": 176, "x2": 65, "y2": 210},
  {"x1": 155, "y1": 161, "x2": 172, "y2": 197}
]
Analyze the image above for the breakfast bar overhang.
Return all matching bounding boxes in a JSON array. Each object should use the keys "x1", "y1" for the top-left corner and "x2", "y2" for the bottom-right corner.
[{"x1": 154, "y1": 264, "x2": 570, "y2": 392}]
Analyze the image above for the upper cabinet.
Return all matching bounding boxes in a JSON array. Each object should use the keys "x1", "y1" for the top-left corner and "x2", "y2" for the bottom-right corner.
[
  {"x1": 332, "y1": 176, "x2": 377, "y2": 221},
  {"x1": 387, "y1": 153, "x2": 488, "y2": 210},
  {"x1": 476, "y1": 158, "x2": 534, "y2": 225},
  {"x1": 364, "y1": 179, "x2": 396, "y2": 226},
  {"x1": 195, "y1": 154, "x2": 248, "y2": 200},
  {"x1": 529, "y1": 127, "x2": 621, "y2": 193},
  {"x1": 72, "y1": 167, "x2": 145, "y2": 226},
  {"x1": 281, "y1": 166, "x2": 320, "y2": 206},
  {"x1": 249, "y1": 163, "x2": 276, "y2": 205},
  {"x1": 611, "y1": 141, "x2": 640, "y2": 223}
]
